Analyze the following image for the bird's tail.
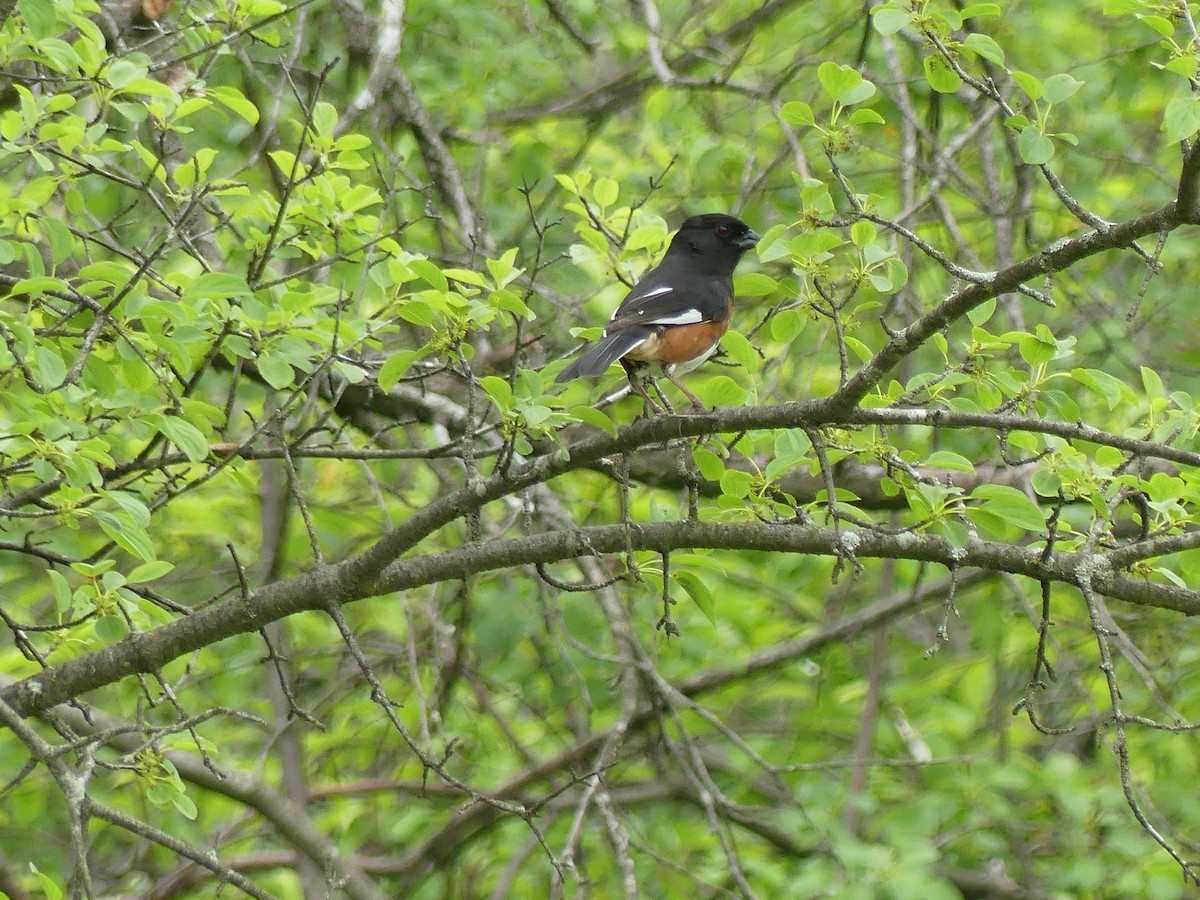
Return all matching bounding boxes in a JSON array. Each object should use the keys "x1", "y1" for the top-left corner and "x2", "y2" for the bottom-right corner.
[{"x1": 555, "y1": 328, "x2": 650, "y2": 382}]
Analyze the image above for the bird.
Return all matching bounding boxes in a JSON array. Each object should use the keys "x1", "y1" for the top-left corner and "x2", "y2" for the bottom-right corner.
[{"x1": 555, "y1": 213, "x2": 760, "y2": 414}]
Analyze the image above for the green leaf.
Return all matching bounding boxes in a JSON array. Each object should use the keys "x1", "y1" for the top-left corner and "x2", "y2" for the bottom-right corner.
[
  {"x1": 771, "y1": 309, "x2": 805, "y2": 343},
  {"x1": 1031, "y1": 469, "x2": 1062, "y2": 497},
  {"x1": 1018, "y1": 331, "x2": 1057, "y2": 366},
  {"x1": 18, "y1": 0, "x2": 58, "y2": 36},
  {"x1": 570, "y1": 405, "x2": 617, "y2": 436},
  {"x1": 848, "y1": 108, "x2": 885, "y2": 126},
  {"x1": 850, "y1": 220, "x2": 875, "y2": 248},
  {"x1": 106, "y1": 59, "x2": 148, "y2": 90},
  {"x1": 593, "y1": 177, "x2": 618, "y2": 207},
  {"x1": 396, "y1": 299, "x2": 436, "y2": 327},
  {"x1": 94, "y1": 511, "x2": 156, "y2": 561},
  {"x1": 967, "y1": 297, "x2": 996, "y2": 325},
  {"x1": 780, "y1": 101, "x2": 815, "y2": 126},
  {"x1": 624, "y1": 224, "x2": 667, "y2": 252},
  {"x1": 95, "y1": 614, "x2": 128, "y2": 642},
  {"x1": 49, "y1": 570, "x2": 72, "y2": 613},
  {"x1": 971, "y1": 484, "x2": 1046, "y2": 532},
  {"x1": 171, "y1": 791, "x2": 199, "y2": 820},
  {"x1": 926, "y1": 451, "x2": 976, "y2": 474},
  {"x1": 692, "y1": 446, "x2": 725, "y2": 481},
  {"x1": 960, "y1": 3, "x2": 1001, "y2": 17},
  {"x1": 1163, "y1": 95, "x2": 1200, "y2": 142},
  {"x1": 410, "y1": 259, "x2": 448, "y2": 292},
  {"x1": 1018, "y1": 126, "x2": 1055, "y2": 164},
  {"x1": 720, "y1": 330, "x2": 758, "y2": 371},
  {"x1": 13, "y1": 275, "x2": 65, "y2": 298},
  {"x1": 30, "y1": 863, "x2": 64, "y2": 900},
  {"x1": 1070, "y1": 367, "x2": 1126, "y2": 409},
  {"x1": 872, "y1": 7, "x2": 914, "y2": 35},
  {"x1": 378, "y1": 349, "x2": 420, "y2": 391},
  {"x1": 444, "y1": 267, "x2": 489, "y2": 288},
  {"x1": 35, "y1": 346, "x2": 67, "y2": 388},
  {"x1": 719, "y1": 469, "x2": 754, "y2": 499},
  {"x1": 486, "y1": 248, "x2": 521, "y2": 287},
  {"x1": 963, "y1": 33, "x2": 1005, "y2": 66},
  {"x1": 256, "y1": 353, "x2": 294, "y2": 389},
  {"x1": 42, "y1": 217, "x2": 75, "y2": 264},
  {"x1": 1162, "y1": 56, "x2": 1198, "y2": 79},
  {"x1": 924, "y1": 55, "x2": 962, "y2": 94},
  {"x1": 674, "y1": 570, "x2": 715, "y2": 624},
  {"x1": 841, "y1": 79, "x2": 876, "y2": 106},
  {"x1": 818, "y1": 62, "x2": 864, "y2": 103},
  {"x1": 207, "y1": 85, "x2": 260, "y2": 124},
  {"x1": 127, "y1": 561, "x2": 175, "y2": 583},
  {"x1": 106, "y1": 491, "x2": 151, "y2": 528},
  {"x1": 1042, "y1": 73, "x2": 1082, "y2": 105},
  {"x1": 734, "y1": 272, "x2": 778, "y2": 296},
  {"x1": 181, "y1": 272, "x2": 251, "y2": 303},
  {"x1": 479, "y1": 375, "x2": 514, "y2": 411},
  {"x1": 158, "y1": 416, "x2": 209, "y2": 462},
  {"x1": 1141, "y1": 366, "x2": 1163, "y2": 398},
  {"x1": 491, "y1": 289, "x2": 533, "y2": 320},
  {"x1": 311, "y1": 101, "x2": 337, "y2": 136},
  {"x1": 701, "y1": 375, "x2": 744, "y2": 408},
  {"x1": 1011, "y1": 70, "x2": 1043, "y2": 101},
  {"x1": 1140, "y1": 14, "x2": 1175, "y2": 37},
  {"x1": 885, "y1": 257, "x2": 908, "y2": 291}
]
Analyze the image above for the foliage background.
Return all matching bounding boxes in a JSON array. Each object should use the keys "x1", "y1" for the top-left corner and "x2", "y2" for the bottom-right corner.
[{"x1": 2, "y1": 0, "x2": 1200, "y2": 897}]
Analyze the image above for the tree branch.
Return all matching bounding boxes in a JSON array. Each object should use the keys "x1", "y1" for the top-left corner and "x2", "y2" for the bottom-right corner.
[{"x1": 5, "y1": 519, "x2": 1196, "y2": 720}]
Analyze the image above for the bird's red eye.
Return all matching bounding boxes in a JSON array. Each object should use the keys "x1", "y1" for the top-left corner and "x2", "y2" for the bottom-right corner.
[{"x1": 715, "y1": 224, "x2": 731, "y2": 237}]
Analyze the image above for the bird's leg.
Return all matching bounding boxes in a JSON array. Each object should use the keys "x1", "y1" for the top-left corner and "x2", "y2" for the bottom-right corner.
[
  {"x1": 622, "y1": 360, "x2": 664, "y2": 416},
  {"x1": 649, "y1": 378, "x2": 675, "y2": 414},
  {"x1": 666, "y1": 371, "x2": 708, "y2": 411}
]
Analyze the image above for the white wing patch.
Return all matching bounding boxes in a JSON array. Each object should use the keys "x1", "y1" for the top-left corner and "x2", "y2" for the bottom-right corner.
[
  {"x1": 610, "y1": 284, "x2": 673, "y2": 320},
  {"x1": 640, "y1": 285, "x2": 674, "y2": 299},
  {"x1": 642, "y1": 308, "x2": 704, "y2": 325}
]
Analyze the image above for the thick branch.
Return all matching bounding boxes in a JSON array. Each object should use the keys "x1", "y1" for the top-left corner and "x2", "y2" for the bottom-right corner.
[{"x1": 4, "y1": 520, "x2": 1195, "y2": 720}]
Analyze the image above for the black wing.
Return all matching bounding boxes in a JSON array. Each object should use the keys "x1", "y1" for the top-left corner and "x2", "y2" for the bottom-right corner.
[{"x1": 608, "y1": 267, "x2": 729, "y2": 331}]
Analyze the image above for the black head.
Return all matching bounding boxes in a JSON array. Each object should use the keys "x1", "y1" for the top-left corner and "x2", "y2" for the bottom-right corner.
[{"x1": 667, "y1": 213, "x2": 761, "y2": 275}]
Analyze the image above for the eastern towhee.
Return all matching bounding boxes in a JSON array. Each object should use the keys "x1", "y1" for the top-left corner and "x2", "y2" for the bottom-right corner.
[{"x1": 556, "y1": 213, "x2": 760, "y2": 413}]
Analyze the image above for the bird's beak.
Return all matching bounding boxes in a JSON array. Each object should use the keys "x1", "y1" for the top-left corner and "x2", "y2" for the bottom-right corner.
[{"x1": 736, "y1": 230, "x2": 761, "y2": 249}]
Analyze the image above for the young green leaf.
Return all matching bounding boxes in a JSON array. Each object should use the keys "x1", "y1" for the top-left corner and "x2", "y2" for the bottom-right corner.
[
  {"x1": 674, "y1": 570, "x2": 716, "y2": 624},
  {"x1": 924, "y1": 55, "x2": 962, "y2": 94},
  {"x1": 478, "y1": 375, "x2": 515, "y2": 411},
  {"x1": 378, "y1": 350, "x2": 421, "y2": 391},
  {"x1": 926, "y1": 450, "x2": 976, "y2": 474},
  {"x1": 1018, "y1": 127, "x2": 1055, "y2": 164},
  {"x1": 157, "y1": 417, "x2": 208, "y2": 463},
  {"x1": 971, "y1": 484, "x2": 1046, "y2": 532},
  {"x1": 963, "y1": 33, "x2": 1005, "y2": 65},
  {"x1": 872, "y1": 7, "x2": 914, "y2": 35},
  {"x1": 818, "y1": 62, "x2": 864, "y2": 103},
  {"x1": 702, "y1": 375, "x2": 744, "y2": 408},
  {"x1": 569, "y1": 405, "x2": 617, "y2": 437},
  {"x1": 593, "y1": 177, "x2": 619, "y2": 207},
  {"x1": 1163, "y1": 95, "x2": 1200, "y2": 143},
  {"x1": 127, "y1": 561, "x2": 175, "y2": 584},
  {"x1": 692, "y1": 446, "x2": 725, "y2": 481},
  {"x1": 1042, "y1": 74, "x2": 1082, "y2": 105},
  {"x1": 1012, "y1": 70, "x2": 1043, "y2": 101},
  {"x1": 780, "y1": 101, "x2": 815, "y2": 126}
]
